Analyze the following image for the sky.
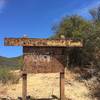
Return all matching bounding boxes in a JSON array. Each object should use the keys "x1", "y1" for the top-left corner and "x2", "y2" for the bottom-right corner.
[{"x1": 0, "y1": 0, "x2": 100, "y2": 57}]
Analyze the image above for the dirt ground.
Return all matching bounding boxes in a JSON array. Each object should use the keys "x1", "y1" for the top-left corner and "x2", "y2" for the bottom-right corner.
[{"x1": 0, "y1": 70, "x2": 93, "y2": 100}]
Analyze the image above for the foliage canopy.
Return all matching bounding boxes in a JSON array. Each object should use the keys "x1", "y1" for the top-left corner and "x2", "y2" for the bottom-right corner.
[{"x1": 51, "y1": 6, "x2": 100, "y2": 68}]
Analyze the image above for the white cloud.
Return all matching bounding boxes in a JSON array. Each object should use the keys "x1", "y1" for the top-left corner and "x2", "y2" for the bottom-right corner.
[{"x1": 0, "y1": 0, "x2": 7, "y2": 13}]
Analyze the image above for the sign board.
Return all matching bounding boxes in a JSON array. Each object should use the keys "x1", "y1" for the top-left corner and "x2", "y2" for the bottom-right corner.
[
  {"x1": 23, "y1": 47, "x2": 66, "y2": 73},
  {"x1": 4, "y1": 37, "x2": 83, "y2": 99},
  {"x1": 4, "y1": 38, "x2": 83, "y2": 47},
  {"x1": 4, "y1": 38, "x2": 83, "y2": 73}
]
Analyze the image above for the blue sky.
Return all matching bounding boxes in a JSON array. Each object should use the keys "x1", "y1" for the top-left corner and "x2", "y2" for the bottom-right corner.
[{"x1": 0, "y1": 0, "x2": 100, "y2": 57}]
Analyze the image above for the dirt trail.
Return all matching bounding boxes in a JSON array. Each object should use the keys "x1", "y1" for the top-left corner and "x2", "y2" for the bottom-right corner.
[{"x1": 0, "y1": 71, "x2": 92, "y2": 100}]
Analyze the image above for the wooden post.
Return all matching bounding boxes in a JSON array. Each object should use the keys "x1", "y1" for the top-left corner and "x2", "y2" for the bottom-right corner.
[
  {"x1": 60, "y1": 72, "x2": 65, "y2": 100},
  {"x1": 22, "y1": 73, "x2": 27, "y2": 100}
]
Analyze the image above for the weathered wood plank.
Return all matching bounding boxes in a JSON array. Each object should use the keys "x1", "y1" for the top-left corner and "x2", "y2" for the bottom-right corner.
[
  {"x1": 60, "y1": 72, "x2": 65, "y2": 100},
  {"x1": 23, "y1": 47, "x2": 65, "y2": 73},
  {"x1": 4, "y1": 38, "x2": 83, "y2": 47},
  {"x1": 22, "y1": 74, "x2": 27, "y2": 100}
]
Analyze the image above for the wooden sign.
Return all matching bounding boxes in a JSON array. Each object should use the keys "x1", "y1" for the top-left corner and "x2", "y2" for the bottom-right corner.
[
  {"x1": 4, "y1": 38, "x2": 83, "y2": 47},
  {"x1": 4, "y1": 37, "x2": 83, "y2": 100},
  {"x1": 23, "y1": 47, "x2": 66, "y2": 73},
  {"x1": 4, "y1": 38, "x2": 83, "y2": 73}
]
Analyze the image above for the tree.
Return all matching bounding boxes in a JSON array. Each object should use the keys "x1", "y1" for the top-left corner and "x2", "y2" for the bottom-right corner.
[
  {"x1": 52, "y1": 15, "x2": 92, "y2": 39},
  {"x1": 51, "y1": 15, "x2": 100, "y2": 68}
]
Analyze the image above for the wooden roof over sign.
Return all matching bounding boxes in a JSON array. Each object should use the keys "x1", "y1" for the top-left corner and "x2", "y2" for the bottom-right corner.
[{"x1": 4, "y1": 38, "x2": 83, "y2": 47}]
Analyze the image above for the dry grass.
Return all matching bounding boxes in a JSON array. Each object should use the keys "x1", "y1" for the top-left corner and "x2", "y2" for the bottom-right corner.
[{"x1": 0, "y1": 70, "x2": 92, "y2": 100}]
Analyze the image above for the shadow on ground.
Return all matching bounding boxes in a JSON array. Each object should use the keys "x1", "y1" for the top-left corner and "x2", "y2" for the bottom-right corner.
[
  {"x1": 32, "y1": 98, "x2": 56, "y2": 100},
  {"x1": 32, "y1": 95, "x2": 60, "y2": 100},
  {"x1": 17, "y1": 95, "x2": 60, "y2": 100}
]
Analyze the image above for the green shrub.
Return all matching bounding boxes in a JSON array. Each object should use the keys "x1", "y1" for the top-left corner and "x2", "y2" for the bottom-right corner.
[{"x1": 0, "y1": 68, "x2": 19, "y2": 84}]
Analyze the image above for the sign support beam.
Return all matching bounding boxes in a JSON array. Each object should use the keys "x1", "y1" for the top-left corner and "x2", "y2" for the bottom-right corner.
[
  {"x1": 22, "y1": 73, "x2": 27, "y2": 100},
  {"x1": 60, "y1": 72, "x2": 65, "y2": 100}
]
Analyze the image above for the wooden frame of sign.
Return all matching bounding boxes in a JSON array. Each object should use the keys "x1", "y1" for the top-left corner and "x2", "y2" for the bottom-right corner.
[{"x1": 4, "y1": 38, "x2": 83, "y2": 100}]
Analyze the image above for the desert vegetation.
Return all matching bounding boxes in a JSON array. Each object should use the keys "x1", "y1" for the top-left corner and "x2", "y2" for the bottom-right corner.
[
  {"x1": 0, "y1": 5, "x2": 100, "y2": 100},
  {"x1": 51, "y1": 5, "x2": 100, "y2": 100},
  {"x1": 0, "y1": 68, "x2": 20, "y2": 84},
  {"x1": 0, "y1": 56, "x2": 22, "y2": 84}
]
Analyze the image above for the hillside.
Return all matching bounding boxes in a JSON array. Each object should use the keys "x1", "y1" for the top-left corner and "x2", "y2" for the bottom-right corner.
[
  {"x1": 0, "y1": 71, "x2": 97, "y2": 100},
  {"x1": 0, "y1": 56, "x2": 23, "y2": 69},
  {"x1": 0, "y1": 56, "x2": 99, "y2": 99}
]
